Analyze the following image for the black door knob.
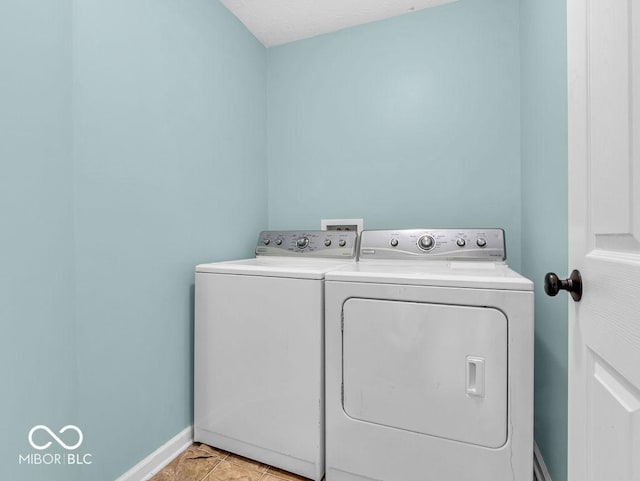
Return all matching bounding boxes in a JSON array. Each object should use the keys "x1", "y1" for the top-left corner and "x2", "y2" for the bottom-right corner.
[{"x1": 544, "y1": 270, "x2": 583, "y2": 302}]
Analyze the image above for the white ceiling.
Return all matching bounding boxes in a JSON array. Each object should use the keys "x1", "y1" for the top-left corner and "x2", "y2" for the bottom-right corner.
[{"x1": 220, "y1": 0, "x2": 459, "y2": 48}]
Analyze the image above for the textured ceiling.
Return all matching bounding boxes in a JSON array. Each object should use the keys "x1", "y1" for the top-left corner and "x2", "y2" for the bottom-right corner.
[{"x1": 220, "y1": 0, "x2": 459, "y2": 47}]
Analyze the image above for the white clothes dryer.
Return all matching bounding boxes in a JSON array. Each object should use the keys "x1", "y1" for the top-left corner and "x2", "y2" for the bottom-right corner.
[
  {"x1": 195, "y1": 230, "x2": 358, "y2": 481},
  {"x1": 324, "y1": 229, "x2": 534, "y2": 481}
]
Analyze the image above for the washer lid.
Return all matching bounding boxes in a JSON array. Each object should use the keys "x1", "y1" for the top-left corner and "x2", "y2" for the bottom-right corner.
[
  {"x1": 325, "y1": 261, "x2": 533, "y2": 290},
  {"x1": 196, "y1": 257, "x2": 356, "y2": 279}
]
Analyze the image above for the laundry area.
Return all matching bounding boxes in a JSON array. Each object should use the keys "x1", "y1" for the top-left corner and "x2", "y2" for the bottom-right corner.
[{"x1": 4, "y1": 0, "x2": 638, "y2": 481}]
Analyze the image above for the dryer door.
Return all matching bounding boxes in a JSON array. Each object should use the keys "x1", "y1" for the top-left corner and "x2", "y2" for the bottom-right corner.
[{"x1": 342, "y1": 298, "x2": 507, "y2": 448}]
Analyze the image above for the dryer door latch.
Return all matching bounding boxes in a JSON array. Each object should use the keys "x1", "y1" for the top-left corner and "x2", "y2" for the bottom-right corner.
[{"x1": 466, "y1": 356, "x2": 486, "y2": 397}]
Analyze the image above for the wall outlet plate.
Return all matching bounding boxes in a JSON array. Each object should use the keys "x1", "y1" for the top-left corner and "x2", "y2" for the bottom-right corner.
[{"x1": 321, "y1": 218, "x2": 364, "y2": 233}]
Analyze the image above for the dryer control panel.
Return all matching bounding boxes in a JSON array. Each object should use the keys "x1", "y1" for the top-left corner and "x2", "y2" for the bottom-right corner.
[
  {"x1": 255, "y1": 230, "x2": 358, "y2": 258},
  {"x1": 359, "y1": 229, "x2": 506, "y2": 261}
]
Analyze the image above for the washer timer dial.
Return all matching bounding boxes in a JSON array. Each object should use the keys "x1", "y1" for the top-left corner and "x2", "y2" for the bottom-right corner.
[{"x1": 296, "y1": 237, "x2": 310, "y2": 249}]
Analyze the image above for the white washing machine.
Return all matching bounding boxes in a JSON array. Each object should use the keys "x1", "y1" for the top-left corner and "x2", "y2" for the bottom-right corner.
[
  {"x1": 324, "y1": 229, "x2": 534, "y2": 481},
  {"x1": 194, "y1": 230, "x2": 358, "y2": 481}
]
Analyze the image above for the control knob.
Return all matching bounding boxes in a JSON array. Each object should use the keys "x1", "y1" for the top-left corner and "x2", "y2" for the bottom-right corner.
[
  {"x1": 296, "y1": 237, "x2": 310, "y2": 249},
  {"x1": 338, "y1": 239, "x2": 346, "y2": 247},
  {"x1": 418, "y1": 235, "x2": 436, "y2": 251},
  {"x1": 324, "y1": 239, "x2": 332, "y2": 247},
  {"x1": 476, "y1": 238, "x2": 487, "y2": 248},
  {"x1": 390, "y1": 239, "x2": 399, "y2": 247},
  {"x1": 263, "y1": 239, "x2": 270, "y2": 245},
  {"x1": 456, "y1": 238, "x2": 466, "y2": 247}
]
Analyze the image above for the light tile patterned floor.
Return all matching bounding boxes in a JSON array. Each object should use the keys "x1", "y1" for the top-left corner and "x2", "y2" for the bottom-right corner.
[{"x1": 150, "y1": 443, "x2": 318, "y2": 481}]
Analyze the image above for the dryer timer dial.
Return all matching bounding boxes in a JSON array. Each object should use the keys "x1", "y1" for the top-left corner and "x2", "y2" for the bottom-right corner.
[{"x1": 418, "y1": 235, "x2": 436, "y2": 251}]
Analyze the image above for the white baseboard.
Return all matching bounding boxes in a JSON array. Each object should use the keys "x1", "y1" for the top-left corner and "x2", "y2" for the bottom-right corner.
[
  {"x1": 533, "y1": 441, "x2": 553, "y2": 481},
  {"x1": 115, "y1": 426, "x2": 193, "y2": 481}
]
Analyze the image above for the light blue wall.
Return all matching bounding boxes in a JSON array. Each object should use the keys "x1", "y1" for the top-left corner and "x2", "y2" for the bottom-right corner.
[
  {"x1": 520, "y1": 1, "x2": 568, "y2": 480},
  {"x1": 1, "y1": 1, "x2": 266, "y2": 479},
  {"x1": 0, "y1": 1, "x2": 76, "y2": 480},
  {"x1": 2, "y1": 1, "x2": 570, "y2": 479},
  {"x1": 72, "y1": 1, "x2": 266, "y2": 479},
  {"x1": 267, "y1": 0, "x2": 522, "y2": 270}
]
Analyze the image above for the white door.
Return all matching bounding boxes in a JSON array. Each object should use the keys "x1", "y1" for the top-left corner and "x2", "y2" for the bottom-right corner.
[{"x1": 567, "y1": 1, "x2": 640, "y2": 481}]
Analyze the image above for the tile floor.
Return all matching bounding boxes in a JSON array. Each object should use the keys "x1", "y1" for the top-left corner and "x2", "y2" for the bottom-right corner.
[{"x1": 150, "y1": 443, "x2": 317, "y2": 481}]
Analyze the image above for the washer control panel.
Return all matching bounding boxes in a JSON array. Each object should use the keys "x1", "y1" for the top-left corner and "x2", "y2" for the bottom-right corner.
[
  {"x1": 255, "y1": 230, "x2": 358, "y2": 258},
  {"x1": 359, "y1": 229, "x2": 506, "y2": 261}
]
